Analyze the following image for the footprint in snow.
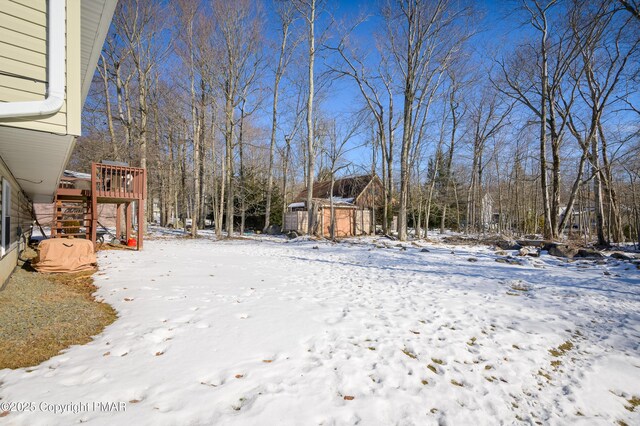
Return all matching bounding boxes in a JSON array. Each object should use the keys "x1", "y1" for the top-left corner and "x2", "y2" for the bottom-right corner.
[
  {"x1": 143, "y1": 328, "x2": 174, "y2": 343},
  {"x1": 59, "y1": 369, "x2": 107, "y2": 386},
  {"x1": 172, "y1": 314, "x2": 195, "y2": 324},
  {"x1": 199, "y1": 374, "x2": 226, "y2": 387}
]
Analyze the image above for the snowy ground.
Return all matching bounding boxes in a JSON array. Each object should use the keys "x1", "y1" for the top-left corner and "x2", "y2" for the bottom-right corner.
[{"x1": 1, "y1": 232, "x2": 639, "y2": 425}]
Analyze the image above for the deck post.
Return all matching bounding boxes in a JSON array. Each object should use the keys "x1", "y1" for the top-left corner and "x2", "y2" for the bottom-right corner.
[
  {"x1": 90, "y1": 163, "x2": 98, "y2": 250},
  {"x1": 126, "y1": 202, "x2": 132, "y2": 241},
  {"x1": 51, "y1": 197, "x2": 58, "y2": 237},
  {"x1": 116, "y1": 203, "x2": 122, "y2": 240},
  {"x1": 139, "y1": 168, "x2": 146, "y2": 249},
  {"x1": 137, "y1": 200, "x2": 144, "y2": 250}
]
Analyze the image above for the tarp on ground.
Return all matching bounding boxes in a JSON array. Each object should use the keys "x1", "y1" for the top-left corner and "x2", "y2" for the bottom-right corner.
[{"x1": 33, "y1": 239, "x2": 97, "y2": 273}]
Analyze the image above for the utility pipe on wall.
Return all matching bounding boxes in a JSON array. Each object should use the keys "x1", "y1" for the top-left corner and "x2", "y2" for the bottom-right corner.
[{"x1": 0, "y1": 0, "x2": 65, "y2": 119}]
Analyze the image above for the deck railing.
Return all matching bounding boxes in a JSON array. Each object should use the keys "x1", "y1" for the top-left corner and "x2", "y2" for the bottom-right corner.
[
  {"x1": 58, "y1": 178, "x2": 75, "y2": 189},
  {"x1": 91, "y1": 163, "x2": 146, "y2": 200}
]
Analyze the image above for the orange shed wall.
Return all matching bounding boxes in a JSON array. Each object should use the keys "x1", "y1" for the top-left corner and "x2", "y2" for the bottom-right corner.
[{"x1": 320, "y1": 207, "x2": 354, "y2": 238}]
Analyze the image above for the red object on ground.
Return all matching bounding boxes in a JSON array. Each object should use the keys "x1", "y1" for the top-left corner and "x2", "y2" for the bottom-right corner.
[{"x1": 127, "y1": 238, "x2": 137, "y2": 247}]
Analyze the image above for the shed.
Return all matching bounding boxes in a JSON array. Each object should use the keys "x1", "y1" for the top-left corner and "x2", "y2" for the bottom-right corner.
[{"x1": 284, "y1": 174, "x2": 383, "y2": 238}]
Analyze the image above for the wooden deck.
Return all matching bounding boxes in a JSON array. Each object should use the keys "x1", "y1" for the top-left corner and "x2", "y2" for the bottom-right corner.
[
  {"x1": 52, "y1": 163, "x2": 147, "y2": 251},
  {"x1": 92, "y1": 163, "x2": 146, "y2": 202}
]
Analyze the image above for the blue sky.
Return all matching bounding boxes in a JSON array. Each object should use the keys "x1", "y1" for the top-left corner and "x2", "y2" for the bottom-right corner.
[
  {"x1": 282, "y1": 0, "x2": 527, "y2": 171},
  {"x1": 88, "y1": 0, "x2": 638, "y2": 178}
]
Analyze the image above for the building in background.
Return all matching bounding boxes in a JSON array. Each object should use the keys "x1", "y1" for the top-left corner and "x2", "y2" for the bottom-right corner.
[{"x1": 284, "y1": 174, "x2": 384, "y2": 237}]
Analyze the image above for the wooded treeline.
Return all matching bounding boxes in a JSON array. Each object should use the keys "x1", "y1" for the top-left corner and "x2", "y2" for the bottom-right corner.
[{"x1": 73, "y1": 0, "x2": 640, "y2": 245}]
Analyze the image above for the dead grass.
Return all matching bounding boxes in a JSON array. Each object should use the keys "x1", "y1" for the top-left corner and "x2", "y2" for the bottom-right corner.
[
  {"x1": 0, "y1": 247, "x2": 116, "y2": 369},
  {"x1": 97, "y1": 243, "x2": 136, "y2": 251},
  {"x1": 538, "y1": 370, "x2": 552, "y2": 381},
  {"x1": 402, "y1": 348, "x2": 418, "y2": 359},
  {"x1": 549, "y1": 340, "x2": 574, "y2": 357},
  {"x1": 625, "y1": 395, "x2": 640, "y2": 412}
]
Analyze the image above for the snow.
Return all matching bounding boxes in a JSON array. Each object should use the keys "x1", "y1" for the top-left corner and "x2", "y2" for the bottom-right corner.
[
  {"x1": 328, "y1": 197, "x2": 355, "y2": 204},
  {"x1": 1, "y1": 233, "x2": 639, "y2": 425},
  {"x1": 287, "y1": 197, "x2": 356, "y2": 209}
]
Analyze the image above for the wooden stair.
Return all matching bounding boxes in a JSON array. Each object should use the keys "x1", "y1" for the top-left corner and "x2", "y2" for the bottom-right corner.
[{"x1": 52, "y1": 197, "x2": 92, "y2": 240}]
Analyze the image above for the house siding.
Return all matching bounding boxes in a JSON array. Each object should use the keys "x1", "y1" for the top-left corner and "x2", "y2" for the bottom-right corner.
[
  {"x1": 0, "y1": 0, "x2": 81, "y2": 136},
  {"x1": 0, "y1": 156, "x2": 33, "y2": 286}
]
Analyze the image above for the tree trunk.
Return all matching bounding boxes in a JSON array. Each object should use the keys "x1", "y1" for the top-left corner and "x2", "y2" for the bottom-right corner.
[
  {"x1": 591, "y1": 134, "x2": 607, "y2": 246},
  {"x1": 305, "y1": 0, "x2": 316, "y2": 235},
  {"x1": 99, "y1": 55, "x2": 119, "y2": 160},
  {"x1": 238, "y1": 99, "x2": 246, "y2": 235},
  {"x1": 189, "y1": 33, "x2": 200, "y2": 237},
  {"x1": 264, "y1": 18, "x2": 290, "y2": 232},
  {"x1": 224, "y1": 79, "x2": 235, "y2": 237}
]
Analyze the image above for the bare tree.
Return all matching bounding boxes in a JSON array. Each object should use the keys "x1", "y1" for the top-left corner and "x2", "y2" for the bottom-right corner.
[
  {"x1": 465, "y1": 85, "x2": 513, "y2": 233},
  {"x1": 323, "y1": 115, "x2": 364, "y2": 240},
  {"x1": 326, "y1": 17, "x2": 400, "y2": 234},
  {"x1": 495, "y1": 0, "x2": 583, "y2": 240},
  {"x1": 384, "y1": 0, "x2": 472, "y2": 240},
  {"x1": 572, "y1": 0, "x2": 640, "y2": 244},
  {"x1": 116, "y1": 0, "x2": 168, "y2": 231},
  {"x1": 174, "y1": 0, "x2": 202, "y2": 237},
  {"x1": 212, "y1": 0, "x2": 263, "y2": 237},
  {"x1": 293, "y1": 0, "x2": 320, "y2": 235},
  {"x1": 619, "y1": 0, "x2": 640, "y2": 20},
  {"x1": 97, "y1": 54, "x2": 119, "y2": 160},
  {"x1": 264, "y1": 2, "x2": 299, "y2": 232}
]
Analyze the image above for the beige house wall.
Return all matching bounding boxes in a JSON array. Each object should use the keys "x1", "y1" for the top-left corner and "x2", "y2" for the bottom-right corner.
[
  {"x1": 0, "y1": 0, "x2": 81, "y2": 136},
  {"x1": 0, "y1": 248, "x2": 18, "y2": 287},
  {"x1": 0, "y1": 156, "x2": 33, "y2": 286}
]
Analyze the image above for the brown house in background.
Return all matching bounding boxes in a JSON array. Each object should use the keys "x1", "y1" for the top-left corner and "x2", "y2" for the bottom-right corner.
[{"x1": 285, "y1": 174, "x2": 384, "y2": 238}]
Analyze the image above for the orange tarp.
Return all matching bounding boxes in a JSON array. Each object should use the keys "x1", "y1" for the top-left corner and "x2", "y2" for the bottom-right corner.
[{"x1": 33, "y1": 239, "x2": 97, "y2": 273}]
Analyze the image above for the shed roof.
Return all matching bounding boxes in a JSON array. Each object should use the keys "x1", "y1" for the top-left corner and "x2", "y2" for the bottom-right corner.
[{"x1": 294, "y1": 174, "x2": 379, "y2": 203}]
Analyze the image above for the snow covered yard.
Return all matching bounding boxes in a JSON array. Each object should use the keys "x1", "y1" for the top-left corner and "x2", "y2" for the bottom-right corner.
[{"x1": 1, "y1": 235, "x2": 639, "y2": 425}]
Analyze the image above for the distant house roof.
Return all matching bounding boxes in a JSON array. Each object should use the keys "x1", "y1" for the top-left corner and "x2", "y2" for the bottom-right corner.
[
  {"x1": 287, "y1": 197, "x2": 357, "y2": 210},
  {"x1": 294, "y1": 174, "x2": 381, "y2": 204},
  {"x1": 63, "y1": 170, "x2": 91, "y2": 180}
]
